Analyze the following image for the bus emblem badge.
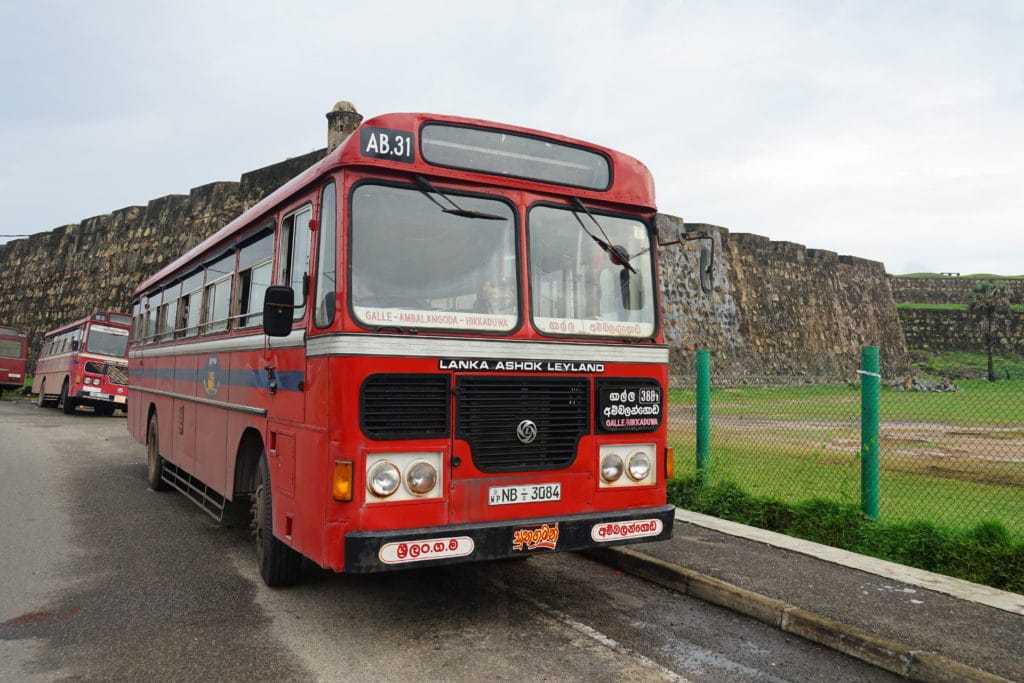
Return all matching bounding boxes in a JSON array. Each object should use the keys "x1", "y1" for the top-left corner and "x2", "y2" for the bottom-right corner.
[
  {"x1": 204, "y1": 356, "x2": 221, "y2": 398},
  {"x1": 516, "y1": 419, "x2": 538, "y2": 444}
]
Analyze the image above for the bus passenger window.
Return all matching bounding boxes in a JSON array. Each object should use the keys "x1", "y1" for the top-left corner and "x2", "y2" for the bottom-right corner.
[
  {"x1": 279, "y1": 206, "x2": 312, "y2": 320},
  {"x1": 145, "y1": 297, "x2": 160, "y2": 343},
  {"x1": 314, "y1": 182, "x2": 337, "y2": 328},
  {"x1": 179, "y1": 270, "x2": 204, "y2": 338},
  {"x1": 202, "y1": 254, "x2": 235, "y2": 335},
  {"x1": 237, "y1": 231, "x2": 274, "y2": 328}
]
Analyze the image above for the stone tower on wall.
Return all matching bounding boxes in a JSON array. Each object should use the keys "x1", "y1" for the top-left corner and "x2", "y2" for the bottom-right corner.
[{"x1": 326, "y1": 101, "x2": 363, "y2": 152}]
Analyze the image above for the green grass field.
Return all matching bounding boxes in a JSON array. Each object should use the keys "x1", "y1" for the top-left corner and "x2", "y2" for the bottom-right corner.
[{"x1": 667, "y1": 376, "x2": 1024, "y2": 536}]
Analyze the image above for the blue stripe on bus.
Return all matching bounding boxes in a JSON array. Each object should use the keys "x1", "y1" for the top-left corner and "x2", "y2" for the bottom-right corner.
[{"x1": 131, "y1": 367, "x2": 304, "y2": 392}]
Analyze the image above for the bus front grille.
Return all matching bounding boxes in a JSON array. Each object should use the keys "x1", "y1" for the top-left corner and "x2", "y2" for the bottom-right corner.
[
  {"x1": 361, "y1": 374, "x2": 450, "y2": 440},
  {"x1": 84, "y1": 361, "x2": 128, "y2": 385},
  {"x1": 456, "y1": 376, "x2": 589, "y2": 472},
  {"x1": 107, "y1": 364, "x2": 128, "y2": 385}
]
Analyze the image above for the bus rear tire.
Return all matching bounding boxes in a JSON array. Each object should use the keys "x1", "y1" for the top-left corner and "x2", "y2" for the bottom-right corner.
[
  {"x1": 146, "y1": 415, "x2": 169, "y2": 491},
  {"x1": 37, "y1": 381, "x2": 48, "y2": 408},
  {"x1": 59, "y1": 380, "x2": 76, "y2": 414},
  {"x1": 253, "y1": 454, "x2": 302, "y2": 587}
]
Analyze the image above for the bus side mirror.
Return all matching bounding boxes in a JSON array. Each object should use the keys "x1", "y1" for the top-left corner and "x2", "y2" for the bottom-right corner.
[
  {"x1": 655, "y1": 214, "x2": 684, "y2": 246},
  {"x1": 699, "y1": 243, "x2": 713, "y2": 294},
  {"x1": 682, "y1": 231, "x2": 715, "y2": 294},
  {"x1": 71, "y1": 340, "x2": 80, "y2": 352},
  {"x1": 263, "y1": 285, "x2": 295, "y2": 337},
  {"x1": 619, "y1": 268, "x2": 644, "y2": 310}
]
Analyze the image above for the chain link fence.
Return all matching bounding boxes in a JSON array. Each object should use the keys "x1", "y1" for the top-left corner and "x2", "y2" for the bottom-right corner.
[{"x1": 667, "y1": 351, "x2": 1024, "y2": 538}]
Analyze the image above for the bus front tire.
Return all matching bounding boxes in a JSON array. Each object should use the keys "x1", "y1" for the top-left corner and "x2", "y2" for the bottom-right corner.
[
  {"x1": 253, "y1": 454, "x2": 302, "y2": 587},
  {"x1": 59, "y1": 380, "x2": 76, "y2": 414},
  {"x1": 146, "y1": 415, "x2": 169, "y2": 491},
  {"x1": 36, "y1": 381, "x2": 48, "y2": 408}
]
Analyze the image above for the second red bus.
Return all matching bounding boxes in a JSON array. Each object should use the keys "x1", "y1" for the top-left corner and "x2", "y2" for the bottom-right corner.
[{"x1": 33, "y1": 311, "x2": 132, "y2": 415}]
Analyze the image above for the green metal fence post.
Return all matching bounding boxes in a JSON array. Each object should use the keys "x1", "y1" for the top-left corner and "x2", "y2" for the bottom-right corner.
[
  {"x1": 860, "y1": 346, "x2": 880, "y2": 520},
  {"x1": 696, "y1": 349, "x2": 711, "y2": 484}
]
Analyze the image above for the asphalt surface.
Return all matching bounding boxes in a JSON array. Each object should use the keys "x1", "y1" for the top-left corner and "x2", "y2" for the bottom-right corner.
[
  {"x1": 590, "y1": 511, "x2": 1024, "y2": 682},
  {"x1": 2, "y1": 395, "x2": 1019, "y2": 681},
  {"x1": 0, "y1": 397, "x2": 902, "y2": 682}
]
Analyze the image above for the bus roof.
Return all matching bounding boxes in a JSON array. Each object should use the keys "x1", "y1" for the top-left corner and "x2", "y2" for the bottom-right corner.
[
  {"x1": 136, "y1": 112, "x2": 656, "y2": 296},
  {"x1": 41, "y1": 311, "x2": 132, "y2": 338}
]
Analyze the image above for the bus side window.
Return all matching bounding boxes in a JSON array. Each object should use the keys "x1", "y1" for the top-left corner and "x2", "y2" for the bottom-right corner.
[
  {"x1": 131, "y1": 300, "x2": 142, "y2": 345},
  {"x1": 159, "y1": 285, "x2": 179, "y2": 341},
  {"x1": 279, "y1": 205, "x2": 312, "y2": 320},
  {"x1": 236, "y1": 230, "x2": 274, "y2": 329},
  {"x1": 314, "y1": 182, "x2": 337, "y2": 328},
  {"x1": 201, "y1": 253, "x2": 235, "y2": 335},
  {"x1": 178, "y1": 269, "x2": 204, "y2": 338},
  {"x1": 145, "y1": 295, "x2": 160, "y2": 344}
]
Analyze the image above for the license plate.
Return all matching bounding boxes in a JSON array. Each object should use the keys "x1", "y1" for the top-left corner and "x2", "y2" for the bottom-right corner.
[
  {"x1": 488, "y1": 483, "x2": 561, "y2": 506},
  {"x1": 88, "y1": 392, "x2": 111, "y2": 400}
]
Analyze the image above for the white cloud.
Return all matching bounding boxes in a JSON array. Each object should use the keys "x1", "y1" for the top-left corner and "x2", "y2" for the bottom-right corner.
[{"x1": 1, "y1": 0, "x2": 1022, "y2": 274}]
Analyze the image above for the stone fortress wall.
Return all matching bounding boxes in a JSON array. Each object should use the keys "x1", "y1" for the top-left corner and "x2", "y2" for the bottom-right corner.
[
  {"x1": 1, "y1": 102, "x2": 910, "y2": 381},
  {"x1": 889, "y1": 276, "x2": 1024, "y2": 306},
  {"x1": 889, "y1": 276, "x2": 1024, "y2": 354}
]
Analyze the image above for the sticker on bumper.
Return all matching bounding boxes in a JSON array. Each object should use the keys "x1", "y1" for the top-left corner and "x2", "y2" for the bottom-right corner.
[
  {"x1": 378, "y1": 536, "x2": 475, "y2": 565},
  {"x1": 591, "y1": 519, "x2": 663, "y2": 542},
  {"x1": 512, "y1": 523, "x2": 560, "y2": 551}
]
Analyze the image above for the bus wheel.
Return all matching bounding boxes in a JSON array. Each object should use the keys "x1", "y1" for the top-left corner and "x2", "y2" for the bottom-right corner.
[
  {"x1": 59, "y1": 380, "x2": 76, "y2": 414},
  {"x1": 146, "y1": 415, "x2": 169, "y2": 491},
  {"x1": 252, "y1": 454, "x2": 302, "y2": 587},
  {"x1": 37, "y1": 381, "x2": 48, "y2": 408},
  {"x1": 96, "y1": 405, "x2": 115, "y2": 417}
]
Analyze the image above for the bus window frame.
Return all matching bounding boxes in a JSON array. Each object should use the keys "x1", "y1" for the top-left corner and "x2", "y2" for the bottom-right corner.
[
  {"x1": 345, "y1": 178, "x2": 523, "y2": 336},
  {"x1": 313, "y1": 181, "x2": 338, "y2": 330},
  {"x1": 178, "y1": 268, "x2": 205, "y2": 339},
  {"x1": 277, "y1": 202, "x2": 314, "y2": 322},
  {"x1": 234, "y1": 224, "x2": 276, "y2": 331},
  {"x1": 159, "y1": 283, "x2": 181, "y2": 342},
  {"x1": 201, "y1": 252, "x2": 237, "y2": 337},
  {"x1": 524, "y1": 200, "x2": 660, "y2": 341}
]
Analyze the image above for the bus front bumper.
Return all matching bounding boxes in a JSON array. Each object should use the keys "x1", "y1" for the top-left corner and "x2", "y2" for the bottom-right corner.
[{"x1": 343, "y1": 504, "x2": 674, "y2": 573}]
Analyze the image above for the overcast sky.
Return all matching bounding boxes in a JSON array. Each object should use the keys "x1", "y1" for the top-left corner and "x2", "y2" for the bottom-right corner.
[{"x1": 1, "y1": 1, "x2": 1022, "y2": 275}]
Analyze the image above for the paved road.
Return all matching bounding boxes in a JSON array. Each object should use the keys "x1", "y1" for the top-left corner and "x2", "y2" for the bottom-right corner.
[{"x1": 0, "y1": 398, "x2": 898, "y2": 682}]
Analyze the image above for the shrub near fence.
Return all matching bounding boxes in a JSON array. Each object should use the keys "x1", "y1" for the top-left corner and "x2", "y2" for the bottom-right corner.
[{"x1": 667, "y1": 351, "x2": 1024, "y2": 539}]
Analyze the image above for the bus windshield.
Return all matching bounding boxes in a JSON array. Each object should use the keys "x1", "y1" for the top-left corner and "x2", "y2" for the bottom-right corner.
[
  {"x1": 86, "y1": 324, "x2": 129, "y2": 358},
  {"x1": 0, "y1": 339, "x2": 22, "y2": 358},
  {"x1": 528, "y1": 205, "x2": 656, "y2": 338},
  {"x1": 350, "y1": 183, "x2": 518, "y2": 332}
]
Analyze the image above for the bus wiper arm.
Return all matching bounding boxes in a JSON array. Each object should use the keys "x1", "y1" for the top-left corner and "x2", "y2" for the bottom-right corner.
[
  {"x1": 570, "y1": 198, "x2": 637, "y2": 274},
  {"x1": 414, "y1": 175, "x2": 507, "y2": 221}
]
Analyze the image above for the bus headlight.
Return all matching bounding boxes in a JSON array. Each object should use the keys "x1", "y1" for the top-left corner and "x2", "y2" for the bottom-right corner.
[
  {"x1": 367, "y1": 461, "x2": 401, "y2": 497},
  {"x1": 601, "y1": 453, "x2": 624, "y2": 482},
  {"x1": 405, "y1": 461, "x2": 438, "y2": 495},
  {"x1": 627, "y1": 451, "x2": 652, "y2": 481}
]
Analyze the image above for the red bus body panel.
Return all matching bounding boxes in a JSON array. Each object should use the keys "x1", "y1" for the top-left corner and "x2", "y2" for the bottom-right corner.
[{"x1": 128, "y1": 113, "x2": 673, "y2": 575}]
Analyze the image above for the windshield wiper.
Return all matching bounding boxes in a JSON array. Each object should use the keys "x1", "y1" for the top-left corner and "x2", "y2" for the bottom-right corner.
[
  {"x1": 570, "y1": 198, "x2": 637, "y2": 274},
  {"x1": 414, "y1": 175, "x2": 507, "y2": 221}
]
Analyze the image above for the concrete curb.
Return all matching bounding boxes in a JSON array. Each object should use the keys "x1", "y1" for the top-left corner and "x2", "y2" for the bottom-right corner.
[{"x1": 584, "y1": 547, "x2": 1011, "y2": 683}]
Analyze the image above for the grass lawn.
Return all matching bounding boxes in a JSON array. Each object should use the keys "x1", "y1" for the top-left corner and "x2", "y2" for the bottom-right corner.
[{"x1": 667, "y1": 377, "x2": 1024, "y2": 536}]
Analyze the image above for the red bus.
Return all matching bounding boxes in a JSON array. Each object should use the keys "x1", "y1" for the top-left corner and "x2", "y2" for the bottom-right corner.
[
  {"x1": 129, "y1": 112, "x2": 692, "y2": 586},
  {"x1": 0, "y1": 325, "x2": 29, "y2": 398},
  {"x1": 33, "y1": 311, "x2": 132, "y2": 415}
]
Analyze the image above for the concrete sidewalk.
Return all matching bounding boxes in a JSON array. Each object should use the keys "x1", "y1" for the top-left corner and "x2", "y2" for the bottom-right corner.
[{"x1": 587, "y1": 510, "x2": 1023, "y2": 682}]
